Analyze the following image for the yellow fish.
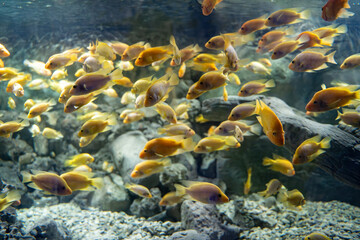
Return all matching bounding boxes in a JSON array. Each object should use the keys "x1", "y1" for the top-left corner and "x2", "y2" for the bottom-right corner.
[
  {"x1": 78, "y1": 113, "x2": 117, "y2": 137},
  {"x1": 65, "y1": 153, "x2": 94, "y2": 167},
  {"x1": 21, "y1": 171, "x2": 72, "y2": 196},
  {"x1": 42, "y1": 127, "x2": 63, "y2": 140},
  {"x1": 155, "y1": 103, "x2": 178, "y2": 124},
  {"x1": 158, "y1": 123, "x2": 195, "y2": 138},
  {"x1": 45, "y1": 48, "x2": 82, "y2": 70},
  {"x1": 305, "y1": 85, "x2": 360, "y2": 112},
  {"x1": 228, "y1": 102, "x2": 256, "y2": 121},
  {"x1": 238, "y1": 79, "x2": 275, "y2": 97},
  {"x1": 95, "y1": 41, "x2": 116, "y2": 61},
  {"x1": 263, "y1": 154, "x2": 295, "y2": 176},
  {"x1": 340, "y1": 53, "x2": 360, "y2": 69},
  {"x1": 243, "y1": 167, "x2": 252, "y2": 195},
  {"x1": 194, "y1": 71, "x2": 228, "y2": 91},
  {"x1": 51, "y1": 68, "x2": 68, "y2": 80},
  {"x1": 238, "y1": 15, "x2": 267, "y2": 35},
  {"x1": 159, "y1": 192, "x2": 185, "y2": 206},
  {"x1": 60, "y1": 171, "x2": 103, "y2": 191},
  {"x1": 28, "y1": 99, "x2": 56, "y2": 118},
  {"x1": 194, "y1": 135, "x2": 240, "y2": 153},
  {"x1": 336, "y1": 109, "x2": 360, "y2": 127},
  {"x1": 79, "y1": 134, "x2": 97, "y2": 148},
  {"x1": 144, "y1": 73, "x2": 179, "y2": 107},
  {"x1": 0, "y1": 120, "x2": 29, "y2": 138},
  {"x1": 0, "y1": 190, "x2": 21, "y2": 211},
  {"x1": 64, "y1": 93, "x2": 98, "y2": 113},
  {"x1": 277, "y1": 189, "x2": 306, "y2": 210},
  {"x1": 175, "y1": 181, "x2": 229, "y2": 204},
  {"x1": 125, "y1": 183, "x2": 152, "y2": 198},
  {"x1": 265, "y1": 8, "x2": 310, "y2": 27},
  {"x1": 255, "y1": 100, "x2": 285, "y2": 146},
  {"x1": 8, "y1": 97, "x2": 16, "y2": 109},
  {"x1": 292, "y1": 135, "x2": 331, "y2": 165},
  {"x1": 121, "y1": 110, "x2": 145, "y2": 124},
  {"x1": 131, "y1": 75, "x2": 153, "y2": 94},
  {"x1": 258, "y1": 179, "x2": 283, "y2": 198},
  {"x1": 312, "y1": 24, "x2": 347, "y2": 39},
  {"x1": 305, "y1": 232, "x2": 331, "y2": 240},
  {"x1": 139, "y1": 136, "x2": 195, "y2": 159},
  {"x1": 122, "y1": 42, "x2": 148, "y2": 61},
  {"x1": 214, "y1": 120, "x2": 262, "y2": 136},
  {"x1": 130, "y1": 159, "x2": 171, "y2": 178}
]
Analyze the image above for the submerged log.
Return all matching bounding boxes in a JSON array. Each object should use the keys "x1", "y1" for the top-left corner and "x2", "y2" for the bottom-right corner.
[{"x1": 201, "y1": 96, "x2": 360, "y2": 189}]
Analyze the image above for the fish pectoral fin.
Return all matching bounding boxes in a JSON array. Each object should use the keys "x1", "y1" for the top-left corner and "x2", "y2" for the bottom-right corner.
[
  {"x1": 256, "y1": 116, "x2": 263, "y2": 127},
  {"x1": 27, "y1": 182, "x2": 42, "y2": 190},
  {"x1": 313, "y1": 63, "x2": 328, "y2": 71},
  {"x1": 155, "y1": 153, "x2": 165, "y2": 158}
]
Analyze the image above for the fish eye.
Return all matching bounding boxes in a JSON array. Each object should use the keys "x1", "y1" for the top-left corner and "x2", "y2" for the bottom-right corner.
[
  {"x1": 272, "y1": 132, "x2": 277, "y2": 136},
  {"x1": 200, "y1": 82, "x2": 203, "y2": 85},
  {"x1": 73, "y1": 85, "x2": 77, "y2": 88},
  {"x1": 268, "y1": 17, "x2": 271, "y2": 20},
  {"x1": 273, "y1": 52, "x2": 277, "y2": 55},
  {"x1": 144, "y1": 149, "x2": 147, "y2": 152},
  {"x1": 291, "y1": 61, "x2": 295, "y2": 64},
  {"x1": 208, "y1": 41, "x2": 212, "y2": 44},
  {"x1": 219, "y1": 127, "x2": 222, "y2": 130},
  {"x1": 313, "y1": 101, "x2": 318, "y2": 104},
  {"x1": 344, "y1": 63, "x2": 347, "y2": 66},
  {"x1": 321, "y1": 7, "x2": 323, "y2": 11},
  {"x1": 218, "y1": 194, "x2": 222, "y2": 198},
  {"x1": 241, "y1": 27, "x2": 244, "y2": 30},
  {"x1": 148, "y1": 96, "x2": 153, "y2": 99},
  {"x1": 62, "y1": 186, "x2": 66, "y2": 190},
  {"x1": 80, "y1": 130, "x2": 84, "y2": 132}
]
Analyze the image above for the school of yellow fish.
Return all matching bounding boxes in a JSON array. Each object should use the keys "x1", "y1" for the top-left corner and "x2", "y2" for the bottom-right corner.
[{"x1": 0, "y1": 2, "x2": 356, "y2": 238}]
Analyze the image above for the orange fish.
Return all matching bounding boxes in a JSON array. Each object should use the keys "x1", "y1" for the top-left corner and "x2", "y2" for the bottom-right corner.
[
  {"x1": 265, "y1": 8, "x2": 310, "y2": 27},
  {"x1": 296, "y1": 31, "x2": 333, "y2": 50},
  {"x1": 170, "y1": 44, "x2": 202, "y2": 66},
  {"x1": 130, "y1": 159, "x2": 171, "y2": 178},
  {"x1": 340, "y1": 54, "x2": 360, "y2": 69},
  {"x1": 258, "y1": 27, "x2": 294, "y2": 47},
  {"x1": 64, "y1": 93, "x2": 98, "y2": 113},
  {"x1": 139, "y1": 136, "x2": 195, "y2": 160},
  {"x1": 255, "y1": 100, "x2": 285, "y2": 146},
  {"x1": 159, "y1": 192, "x2": 185, "y2": 206},
  {"x1": 121, "y1": 42, "x2": 148, "y2": 61},
  {"x1": 305, "y1": 85, "x2": 360, "y2": 112},
  {"x1": 201, "y1": 0, "x2": 223, "y2": 16},
  {"x1": 256, "y1": 39, "x2": 283, "y2": 54},
  {"x1": 288, "y1": 50, "x2": 336, "y2": 72},
  {"x1": 0, "y1": 59, "x2": 4, "y2": 68},
  {"x1": 194, "y1": 71, "x2": 228, "y2": 91},
  {"x1": 322, "y1": 0, "x2": 353, "y2": 21},
  {"x1": 238, "y1": 79, "x2": 275, "y2": 97},
  {"x1": 292, "y1": 135, "x2": 331, "y2": 165},
  {"x1": 21, "y1": 171, "x2": 72, "y2": 196},
  {"x1": 0, "y1": 43, "x2": 10, "y2": 58},
  {"x1": 312, "y1": 24, "x2": 347, "y2": 39},
  {"x1": 271, "y1": 40, "x2": 299, "y2": 60},
  {"x1": 238, "y1": 15, "x2": 267, "y2": 35},
  {"x1": 175, "y1": 181, "x2": 229, "y2": 204}
]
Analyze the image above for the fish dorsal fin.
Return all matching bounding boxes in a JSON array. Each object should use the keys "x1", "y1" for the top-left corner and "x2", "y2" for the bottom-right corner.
[{"x1": 302, "y1": 135, "x2": 321, "y2": 145}]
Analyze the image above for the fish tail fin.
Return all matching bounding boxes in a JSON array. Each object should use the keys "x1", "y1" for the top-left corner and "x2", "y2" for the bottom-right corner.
[
  {"x1": 110, "y1": 68, "x2": 123, "y2": 81},
  {"x1": 224, "y1": 136, "x2": 240, "y2": 147},
  {"x1": 250, "y1": 123, "x2": 262, "y2": 136},
  {"x1": 320, "y1": 136, "x2": 331, "y2": 149},
  {"x1": 320, "y1": 36, "x2": 334, "y2": 46},
  {"x1": 91, "y1": 178, "x2": 104, "y2": 189},
  {"x1": 247, "y1": 167, "x2": 252, "y2": 175},
  {"x1": 326, "y1": 51, "x2": 337, "y2": 64},
  {"x1": 355, "y1": 89, "x2": 360, "y2": 99},
  {"x1": 193, "y1": 44, "x2": 203, "y2": 53},
  {"x1": 174, "y1": 184, "x2": 187, "y2": 196},
  {"x1": 284, "y1": 26, "x2": 295, "y2": 36},
  {"x1": 64, "y1": 159, "x2": 73, "y2": 167},
  {"x1": 265, "y1": 79, "x2": 276, "y2": 88},
  {"x1": 258, "y1": 190, "x2": 266, "y2": 197},
  {"x1": 169, "y1": 35, "x2": 181, "y2": 65},
  {"x1": 223, "y1": 86, "x2": 228, "y2": 101},
  {"x1": 339, "y1": 9, "x2": 354, "y2": 18},
  {"x1": 336, "y1": 24, "x2": 347, "y2": 34},
  {"x1": 277, "y1": 188, "x2": 288, "y2": 203},
  {"x1": 299, "y1": 9, "x2": 311, "y2": 19},
  {"x1": 262, "y1": 157, "x2": 274, "y2": 166},
  {"x1": 161, "y1": 158, "x2": 172, "y2": 167},
  {"x1": 168, "y1": 73, "x2": 179, "y2": 86},
  {"x1": 21, "y1": 171, "x2": 33, "y2": 183},
  {"x1": 157, "y1": 127, "x2": 166, "y2": 135},
  {"x1": 5, "y1": 190, "x2": 21, "y2": 204},
  {"x1": 181, "y1": 137, "x2": 196, "y2": 152},
  {"x1": 335, "y1": 110, "x2": 342, "y2": 120},
  {"x1": 254, "y1": 99, "x2": 261, "y2": 115}
]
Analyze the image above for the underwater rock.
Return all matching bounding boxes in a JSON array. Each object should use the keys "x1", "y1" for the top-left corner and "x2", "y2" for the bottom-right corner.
[
  {"x1": 33, "y1": 135, "x2": 49, "y2": 156},
  {"x1": 173, "y1": 152, "x2": 198, "y2": 180},
  {"x1": 0, "y1": 138, "x2": 33, "y2": 161},
  {"x1": 111, "y1": 130, "x2": 159, "y2": 187},
  {"x1": 90, "y1": 174, "x2": 130, "y2": 212},
  {"x1": 201, "y1": 96, "x2": 360, "y2": 189},
  {"x1": 25, "y1": 215, "x2": 70, "y2": 240},
  {"x1": 0, "y1": 207, "x2": 31, "y2": 239},
  {"x1": 159, "y1": 163, "x2": 188, "y2": 188},
  {"x1": 0, "y1": 163, "x2": 26, "y2": 191},
  {"x1": 169, "y1": 229, "x2": 210, "y2": 240},
  {"x1": 181, "y1": 200, "x2": 241, "y2": 240},
  {"x1": 199, "y1": 153, "x2": 217, "y2": 178},
  {"x1": 129, "y1": 187, "x2": 162, "y2": 218}
]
